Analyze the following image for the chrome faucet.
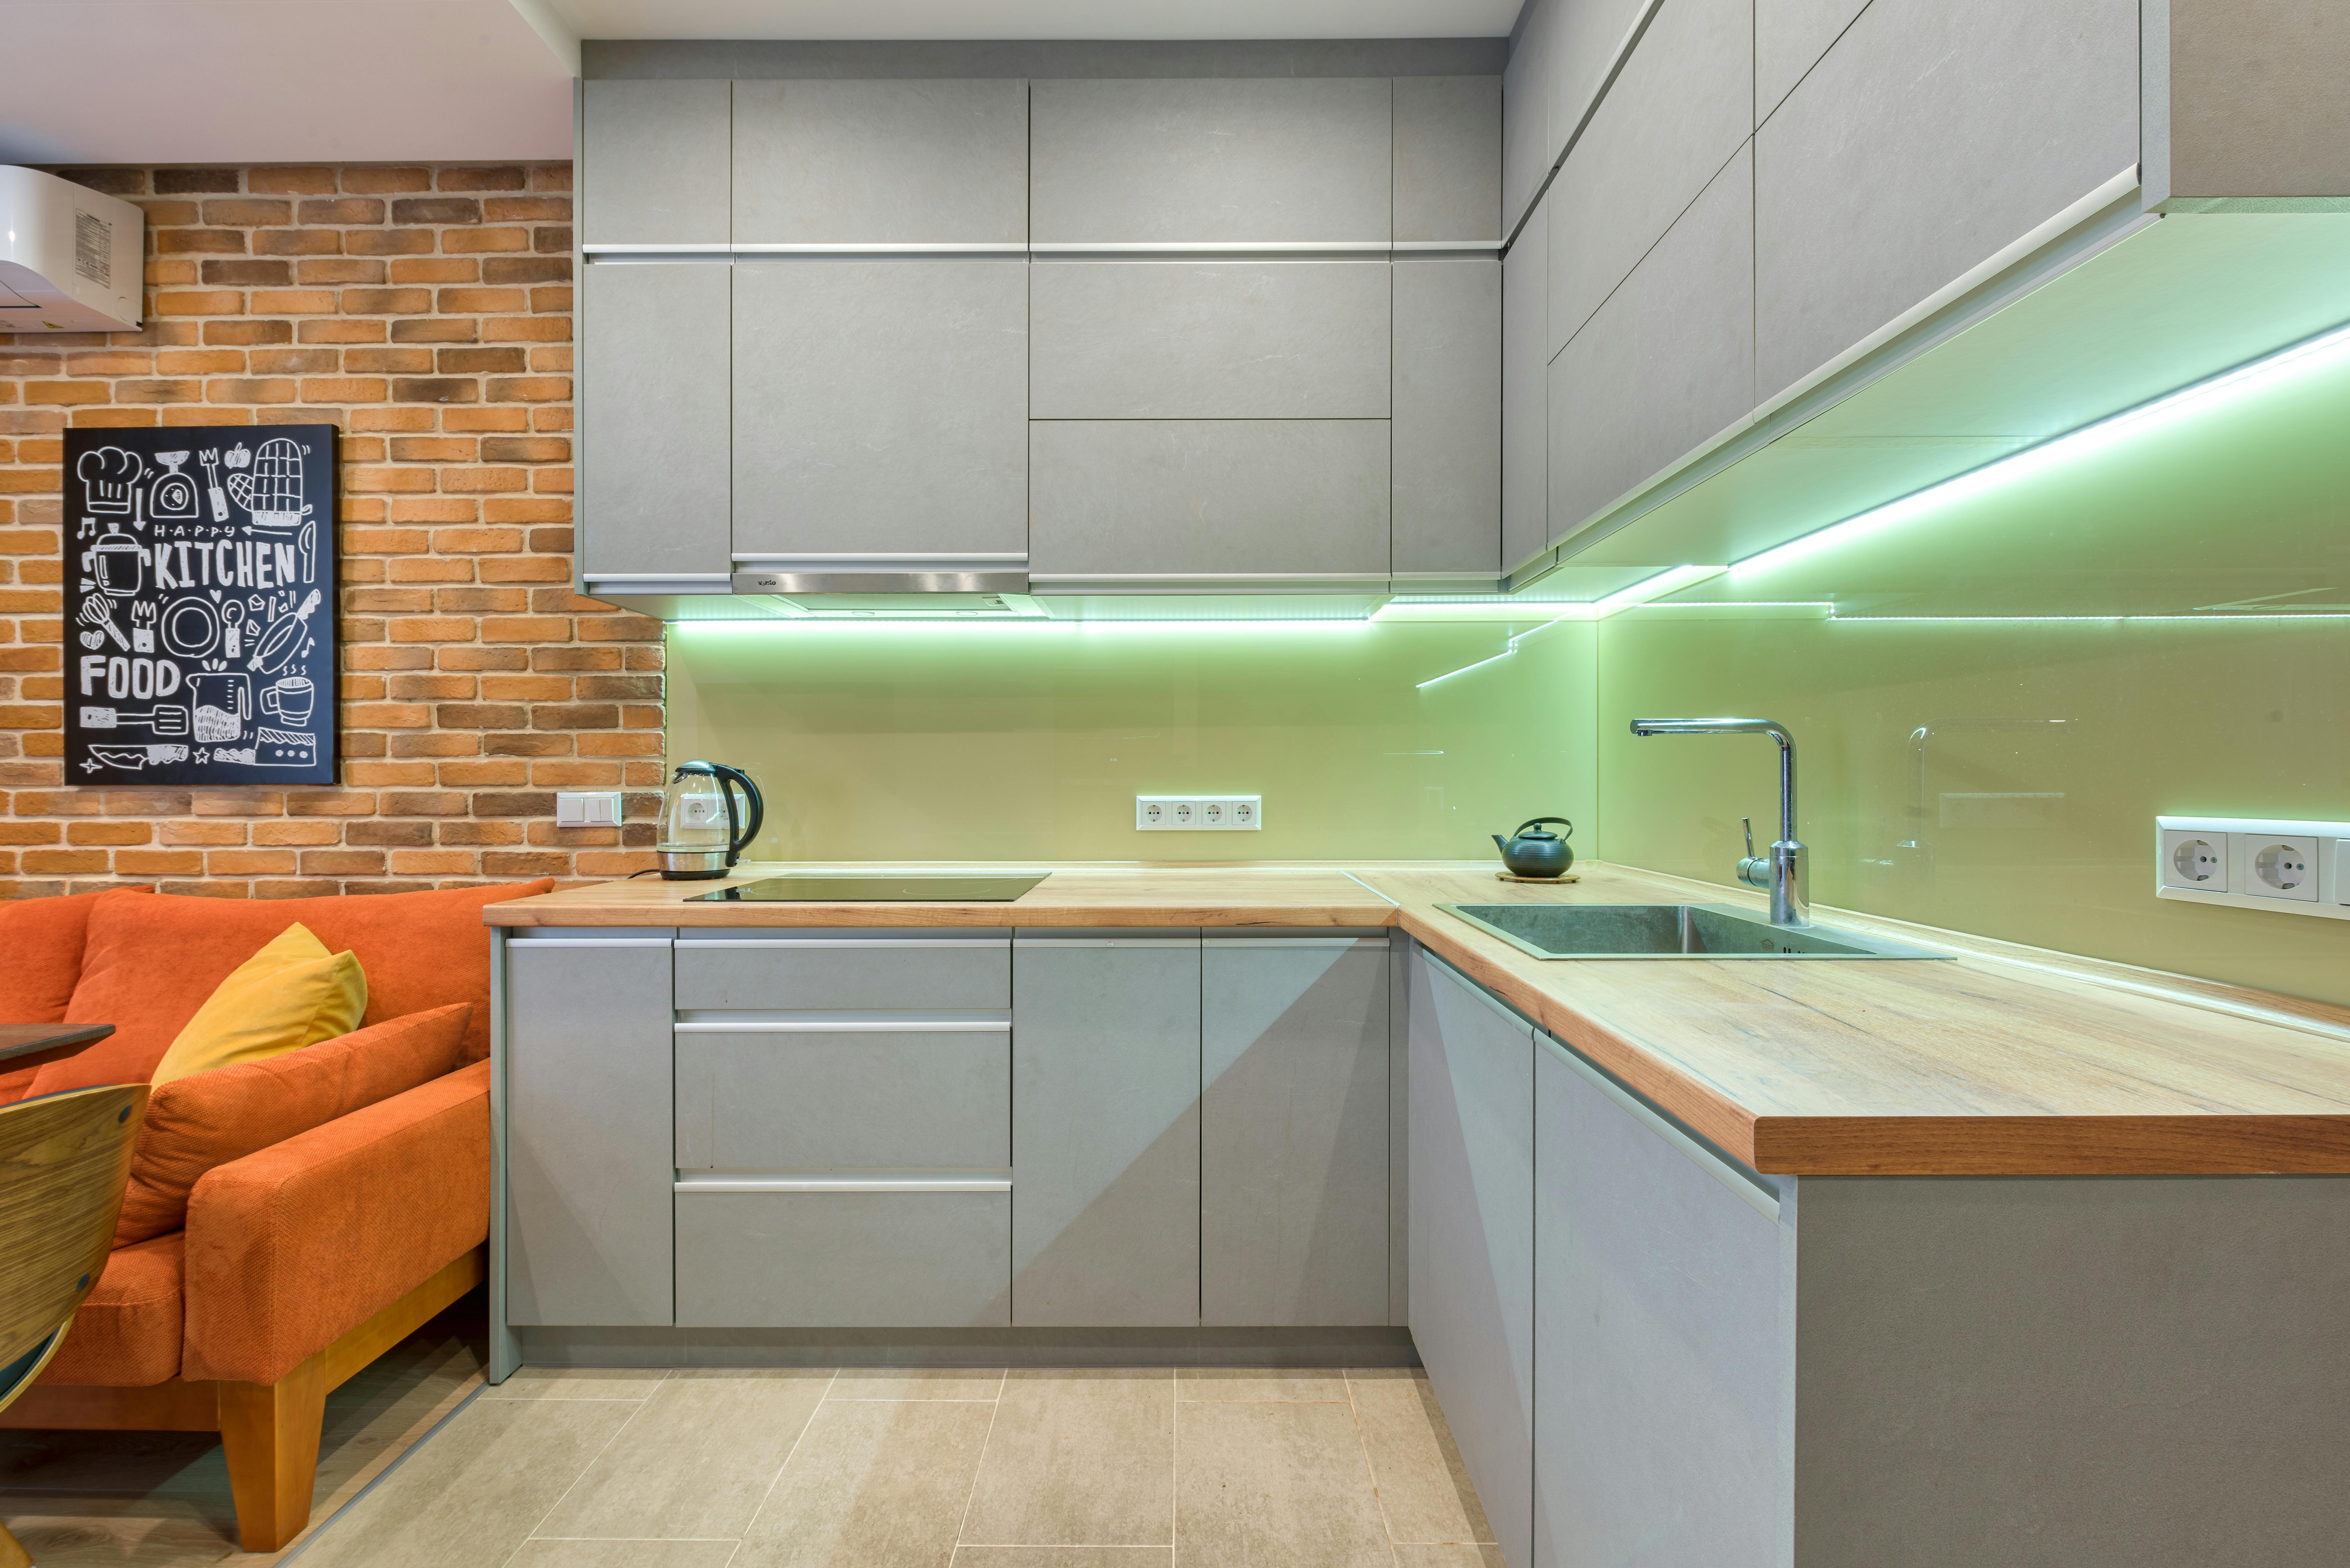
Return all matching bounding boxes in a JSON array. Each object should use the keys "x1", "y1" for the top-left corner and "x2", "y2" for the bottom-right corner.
[{"x1": 1628, "y1": 717, "x2": 1809, "y2": 927}]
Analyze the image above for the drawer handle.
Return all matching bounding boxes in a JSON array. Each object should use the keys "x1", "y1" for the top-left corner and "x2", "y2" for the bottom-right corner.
[{"x1": 676, "y1": 1175, "x2": 1011, "y2": 1194}]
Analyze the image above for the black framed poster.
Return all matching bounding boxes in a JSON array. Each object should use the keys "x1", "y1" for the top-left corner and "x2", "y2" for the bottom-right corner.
[{"x1": 63, "y1": 424, "x2": 336, "y2": 786}]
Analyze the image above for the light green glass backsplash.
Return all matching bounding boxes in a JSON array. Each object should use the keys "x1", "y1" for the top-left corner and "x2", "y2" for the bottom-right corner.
[{"x1": 667, "y1": 617, "x2": 1596, "y2": 864}]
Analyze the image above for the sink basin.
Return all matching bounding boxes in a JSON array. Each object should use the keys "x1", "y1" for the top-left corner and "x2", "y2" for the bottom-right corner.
[{"x1": 1439, "y1": 902, "x2": 1949, "y2": 960}]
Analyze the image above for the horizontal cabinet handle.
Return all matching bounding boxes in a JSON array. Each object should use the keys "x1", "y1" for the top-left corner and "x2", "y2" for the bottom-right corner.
[
  {"x1": 678, "y1": 938, "x2": 1010, "y2": 949},
  {"x1": 507, "y1": 937, "x2": 674, "y2": 949},
  {"x1": 676, "y1": 1174, "x2": 1011, "y2": 1194},
  {"x1": 673, "y1": 1018, "x2": 1011, "y2": 1033}
]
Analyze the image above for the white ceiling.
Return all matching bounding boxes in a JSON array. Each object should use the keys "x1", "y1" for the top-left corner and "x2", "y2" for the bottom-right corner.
[{"x1": 0, "y1": 0, "x2": 1518, "y2": 166}]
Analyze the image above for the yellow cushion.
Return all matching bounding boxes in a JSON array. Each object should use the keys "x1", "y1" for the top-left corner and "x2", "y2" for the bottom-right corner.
[{"x1": 150, "y1": 922, "x2": 368, "y2": 1086}]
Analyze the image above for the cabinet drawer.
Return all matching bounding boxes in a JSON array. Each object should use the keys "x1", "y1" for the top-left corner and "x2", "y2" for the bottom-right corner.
[
  {"x1": 674, "y1": 932, "x2": 1010, "y2": 1010},
  {"x1": 675, "y1": 1025, "x2": 1011, "y2": 1171},
  {"x1": 676, "y1": 1186, "x2": 1011, "y2": 1328}
]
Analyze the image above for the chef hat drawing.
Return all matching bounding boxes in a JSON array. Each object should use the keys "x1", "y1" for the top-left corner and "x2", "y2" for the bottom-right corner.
[{"x1": 76, "y1": 446, "x2": 146, "y2": 512}]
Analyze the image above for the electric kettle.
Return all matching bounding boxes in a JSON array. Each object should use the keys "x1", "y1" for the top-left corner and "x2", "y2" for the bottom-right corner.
[
  {"x1": 1493, "y1": 817, "x2": 1575, "y2": 878},
  {"x1": 655, "y1": 761, "x2": 764, "y2": 880}
]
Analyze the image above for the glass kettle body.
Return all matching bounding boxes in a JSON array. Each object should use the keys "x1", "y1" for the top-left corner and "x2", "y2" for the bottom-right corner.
[{"x1": 656, "y1": 760, "x2": 765, "y2": 880}]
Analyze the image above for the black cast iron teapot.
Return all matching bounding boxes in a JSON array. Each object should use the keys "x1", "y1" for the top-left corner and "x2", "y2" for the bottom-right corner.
[{"x1": 1493, "y1": 817, "x2": 1575, "y2": 878}]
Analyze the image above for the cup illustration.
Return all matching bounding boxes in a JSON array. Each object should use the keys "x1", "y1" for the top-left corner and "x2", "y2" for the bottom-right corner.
[
  {"x1": 189, "y1": 672, "x2": 250, "y2": 745},
  {"x1": 261, "y1": 675, "x2": 315, "y2": 729}
]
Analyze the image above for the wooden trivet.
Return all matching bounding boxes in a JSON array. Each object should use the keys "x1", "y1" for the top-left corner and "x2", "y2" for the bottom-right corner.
[{"x1": 1495, "y1": 871, "x2": 1579, "y2": 884}]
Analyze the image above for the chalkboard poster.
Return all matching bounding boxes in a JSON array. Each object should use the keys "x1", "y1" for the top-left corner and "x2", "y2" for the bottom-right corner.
[{"x1": 63, "y1": 424, "x2": 336, "y2": 786}]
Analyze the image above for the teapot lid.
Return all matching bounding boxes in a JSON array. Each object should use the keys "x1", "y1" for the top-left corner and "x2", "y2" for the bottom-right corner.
[{"x1": 1509, "y1": 817, "x2": 1573, "y2": 841}]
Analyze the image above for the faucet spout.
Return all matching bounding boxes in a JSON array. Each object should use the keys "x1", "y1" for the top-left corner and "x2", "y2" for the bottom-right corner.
[{"x1": 1628, "y1": 717, "x2": 1808, "y2": 926}]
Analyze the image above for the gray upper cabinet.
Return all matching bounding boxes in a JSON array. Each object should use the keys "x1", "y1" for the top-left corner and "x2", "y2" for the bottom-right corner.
[
  {"x1": 1392, "y1": 258, "x2": 1500, "y2": 575},
  {"x1": 731, "y1": 79, "x2": 1029, "y2": 245},
  {"x1": 581, "y1": 79, "x2": 731, "y2": 247},
  {"x1": 1544, "y1": 0, "x2": 1752, "y2": 359},
  {"x1": 1755, "y1": 0, "x2": 1870, "y2": 124},
  {"x1": 1030, "y1": 78, "x2": 1394, "y2": 243},
  {"x1": 1408, "y1": 950, "x2": 1536, "y2": 1568},
  {"x1": 1753, "y1": 0, "x2": 2139, "y2": 402},
  {"x1": 1029, "y1": 420, "x2": 1390, "y2": 580},
  {"x1": 504, "y1": 936, "x2": 675, "y2": 1328},
  {"x1": 580, "y1": 263, "x2": 731, "y2": 582},
  {"x1": 1011, "y1": 932, "x2": 1203, "y2": 1327},
  {"x1": 1394, "y1": 76, "x2": 1502, "y2": 242},
  {"x1": 1500, "y1": 186, "x2": 1549, "y2": 573},
  {"x1": 1200, "y1": 936, "x2": 1390, "y2": 1327},
  {"x1": 1548, "y1": 143, "x2": 1753, "y2": 546},
  {"x1": 731, "y1": 259, "x2": 1028, "y2": 562},
  {"x1": 1030, "y1": 260, "x2": 1390, "y2": 420}
]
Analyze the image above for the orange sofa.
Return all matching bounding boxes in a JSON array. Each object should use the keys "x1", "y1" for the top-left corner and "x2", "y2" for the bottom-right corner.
[{"x1": 0, "y1": 879, "x2": 550, "y2": 1551}]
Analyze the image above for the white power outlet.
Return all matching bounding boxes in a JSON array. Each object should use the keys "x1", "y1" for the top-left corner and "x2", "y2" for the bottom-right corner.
[
  {"x1": 1137, "y1": 794, "x2": 1262, "y2": 832},
  {"x1": 2159, "y1": 828, "x2": 2227, "y2": 891},
  {"x1": 2155, "y1": 816, "x2": 2350, "y2": 921},
  {"x1": 2234, "y1": 833, "x2": 2319, "y2": 903}
]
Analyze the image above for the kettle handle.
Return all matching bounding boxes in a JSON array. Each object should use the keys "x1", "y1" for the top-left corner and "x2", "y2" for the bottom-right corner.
[
  {"x1": 1512, "y1": 817, "x2": 1574, "y2": 840},
  {"x1": 707, "y1": 763, "x2": 765, "y2": 866}
]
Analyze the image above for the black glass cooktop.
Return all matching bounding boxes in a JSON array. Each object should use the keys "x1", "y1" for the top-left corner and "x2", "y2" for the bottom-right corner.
[{"x1": 689, "y1": 874, "x2": 1047, "y2": 903}]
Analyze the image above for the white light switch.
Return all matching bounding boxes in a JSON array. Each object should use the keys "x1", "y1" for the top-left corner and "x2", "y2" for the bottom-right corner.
[{"x1": 555, "y1": 790, "x2": 624, "y2": 828}]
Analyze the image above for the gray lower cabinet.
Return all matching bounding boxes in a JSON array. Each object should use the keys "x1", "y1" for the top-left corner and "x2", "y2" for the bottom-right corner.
[
  {"x1": 1200, "y1": 935, "x2": 1390, "y2": 1327},
  {"x1": 1532, "y1": 1032, "x2": 1787, "y2": 1568},
  {"x1": 673, "y1": 1025, "x2": 1011, "y2": 1171},
  {"x1": 674, "y1": 929, "x2": 1010, "y2": 1010},
  {"x1": 580, "y1": 263, "x2": 731, "y2": 583},
  {"x1": 731, "y1": 258, "x2": 1028, "y2": 563},
  {"x1": 730, "y1": 78, "x2": 1029, "y2": 245},
  {"x1": 1011, "y1": 931, "x2": 1203, "y2": 1326},
  {"x1": 1391, "y1": 258, "x2": 1500, "y2": 576},
  {"x1": 580, "y1": 79, "x2": 730, "y2": 247},
  {"x1": 504, "y1": 934, "x2": 675, "y2": 1327},
  {"x1": 676, "y1": 1188, "x2": 1011, "y2": 1328},
  {"x1": 1407, "y1": 949, "x2": 1535, "y2": 1568}
]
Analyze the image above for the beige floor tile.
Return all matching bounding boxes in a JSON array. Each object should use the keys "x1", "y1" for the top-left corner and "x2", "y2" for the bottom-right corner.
[
  {"x1": 830, "y1": 1369, "x2": 1005, "y2": 1400},
  {"x1": 960, "y1": 1370, "x2": 1173, "y2": 1547},
  {"x1": 1390, "y1": 1547, "x2": 1506, "y2": 1568},
  {"x1": 504, "y1": 1542, "x2": 742, "y2": 1568},
  {"x1": 293, "y1": 1397, "x2": 636, "y2": 1568},
  {"x1": 531, "y1": 1369, "x2": 830, "y2": 1540},
  {"x1": 1176, "y1": 1368, "x2": 1350, "y2": 1402},
  {"x1": 1346, "y1": 1370, "x2": 1492, "y2": 1544},
  {"x1": 479, "y1": 1367, "x2": 670, "y2": 1401},
  {"x1": 1174, "y1": 1402, "x2": 1390, "y2": 1568},
  {"x1": 736, "y1": 1397, "x2": 994, "y2": 1568},
  {"x1": 0, "y1": 1493, "x2": 242, "y2": 1568},
  {"x1": 953, "y1": 1551, "x2": 1174, "y2": 1568}
]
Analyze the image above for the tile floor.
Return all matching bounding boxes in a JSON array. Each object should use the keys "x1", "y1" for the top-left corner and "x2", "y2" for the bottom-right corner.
[{"x1": 291, "y1": 1365, "x2": 1499, "y2": 1568}]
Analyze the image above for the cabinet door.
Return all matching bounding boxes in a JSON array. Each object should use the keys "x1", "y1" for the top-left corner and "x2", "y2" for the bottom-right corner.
[
  {"x1": 504, "y1": 935, "x2": 674, "y2": 1326},
  {"x1": 580, "y1": 262, "x2": 731, "y2": 582},
  {"x1": 1407, "y1": 950, "x2": 1535, "y2": 1568},
  {"x1": 1394, "y1": 76, "x2": 1502, "y2": 243},
  {"x1": 1030, "y1": 78, "x2": 1393, "y2": 244},
  {"x1": 1547, "y1": 142, "x2": 1752, "y2": 547},
  {"x1": 1754, "y1": 0, "x2": 2139, "y2": 402},
  {"x1": 731, "y1": 78, "x2": 1028, "y2": 245},
  {"x1": 1012, "y1": 931, "x2": 1202, "y2": 1326},
  {"x1": 1533, "y1": 1033, "x2": 1787, "y2": 1568},
  {"x1": 1501, "y1": 187, "x2": 1549, "y2": 573},
  {"x1": 580, "y1": 79, "x2": 730, "y2": 247},
  {"x1": 731, "y1": 259, "x2": 1028, "y2": 562},
  {"x1": 1029, "y1": 420, "x2": 1390, "y2": 580},
  {"x1": 1201, "y1": 936, "x2": 1390, "y2": 1327},
  {"x1": 1392, "y1": 257, "x2": 1501, "y2": 576}
]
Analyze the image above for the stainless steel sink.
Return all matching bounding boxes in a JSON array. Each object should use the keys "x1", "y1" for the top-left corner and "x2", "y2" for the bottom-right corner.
[{"x1": 1439, "y1": 902, "x2": 1949, "y2": 960}]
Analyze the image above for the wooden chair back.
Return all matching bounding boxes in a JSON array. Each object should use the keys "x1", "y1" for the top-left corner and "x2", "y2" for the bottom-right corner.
[{"x1": 0, "y1": 1083, "x2": 148, "y2": 1404}]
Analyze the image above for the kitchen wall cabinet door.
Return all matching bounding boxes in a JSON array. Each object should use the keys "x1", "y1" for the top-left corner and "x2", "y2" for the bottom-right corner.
[
  {"x1": 731, "y1": 78, "x2": 1029, "y2": 245},
  {"x1": 1533, "y1": 1033, "x2": 1787, "y2": 1568},
  {"x1": 1029, "y1": 260, "x2": 1390, "y2": 420},
  {"x1": 1501, "y1": 187, "x2": 1550, "y2": 573},
  {"x1": 1392, "y1": 257, "x2": 1501, "y2": 576},
  {"x1": 1408, "y1": 949, "x2": 1536, "y2": 1568},
  {"x1": 1029, "y1": 420, "x2": 1390, "y2": 581},
  {"x1": 504, "y1": 934, "x2": 675, "y2": 1327},
  {"x1": 1200, "y1": 936, "x2": 1390, "y2": 1327},
  {"x1": 1030, "y1": 78, "x2": 1393, "y2": 244},
  {"x1": 1394, "y1": 75, "x2": 1502, "y2": 242},
  {"x1": 1753, "y1": 0, "x2": 2139, "y2": 403},
  {"x1": 1011, "y1": 932, "x2": 1203, "y2": 1326},
  {"x1": 1547, "y1": 143, "x2": 1753, "y2": 547},
  {"x1": 581, "y1": 79, "x2": 731, "y2": 247},
  {"x1": 731, "y1": 258, "x2": 1028, "y2": 564},
  {"x1": 580, "y1": 262, "x2": 732, "y2": 583}
]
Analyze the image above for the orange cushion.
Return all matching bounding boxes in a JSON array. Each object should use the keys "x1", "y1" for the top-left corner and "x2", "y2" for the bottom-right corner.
[
  {"x1": 36, "y1": 1230, "x2": 186, "y2": 1388},
  {"x1": 35, "y1": 879, "x2": 550, "y2": 1095},
  {"x1": 0, "y1": 887, "x2": 153, "y2": 1104},
  {"x1": 112, "y1": 1003, "x2": 472, "y2": 1247}
]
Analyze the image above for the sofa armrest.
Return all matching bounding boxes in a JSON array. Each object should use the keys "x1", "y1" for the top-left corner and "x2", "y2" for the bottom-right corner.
[{"x1": 182, "y1": 1059, "x2": 490, "y2": 1386}]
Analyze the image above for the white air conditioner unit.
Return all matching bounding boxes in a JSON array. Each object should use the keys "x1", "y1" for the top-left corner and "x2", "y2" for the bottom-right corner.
[{"x1": 0, "y1": 166, "x2": 143, "y2": 332}]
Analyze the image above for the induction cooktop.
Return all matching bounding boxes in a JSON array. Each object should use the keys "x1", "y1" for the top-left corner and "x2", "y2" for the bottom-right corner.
[{"x1": 688, "y1": 873, "x2": 1048, "y2": 902}]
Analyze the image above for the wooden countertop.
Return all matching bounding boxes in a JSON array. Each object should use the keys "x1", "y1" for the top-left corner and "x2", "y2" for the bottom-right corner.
[{"x1": 488, "y1": 861, "x2": 2350, "y2": 1177}]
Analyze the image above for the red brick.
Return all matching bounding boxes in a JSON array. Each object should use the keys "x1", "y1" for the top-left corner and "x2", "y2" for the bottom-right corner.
[
  {"x1": 248, "y1": 167, "x2": 338, "y2": 194},
  {"x1": 341, "y1": 168, "x2": 432, "y2": 194},
  {"x1": 202, "y1": 198, "x2": 293, "y2": 226},
  {"x1": 296, "y1": 198, "x2": 385, "y2": 225},
  {"x1": 392, "y1": 377, "x2": 477, "y2": 403},
  {"x1": 154, "y1": 169, "x2": 241, "y2": 194},
  {"x1": 205, "y1": 320, "x2": 294, "y2": 345},
  {"x1": 345, "y1": 229, "x2": 436, "y2": 256},
  {"x1": 155, "y1": 229, "x2": 248, "y2": 255}
]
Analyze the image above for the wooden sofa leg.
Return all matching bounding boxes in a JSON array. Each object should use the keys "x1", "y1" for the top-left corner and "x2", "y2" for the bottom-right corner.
[
  {"x1": 0, "y1": 1519, "x2": 33, "y2": 1568},
  {"x1": 216, "y1": 1354, "x2": 329, "y2": 1553}
]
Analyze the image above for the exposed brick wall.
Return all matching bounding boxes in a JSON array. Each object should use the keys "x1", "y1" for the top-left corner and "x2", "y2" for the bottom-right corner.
[{"x1": 0, "y1": 163, "x2": 662, "y2": 898}]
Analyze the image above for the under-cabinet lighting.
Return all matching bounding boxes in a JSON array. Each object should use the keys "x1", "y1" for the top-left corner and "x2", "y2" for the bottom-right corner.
[
  {"x1": 1827, "y1": 613, "x2": 2350, "y2": 625},
  {"x1": 669, "y1": 617, "x2": 1374, "y2": 639},
  {"x1": 1730, "y1": 317, "x2": 2350, "y2": 580}
]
